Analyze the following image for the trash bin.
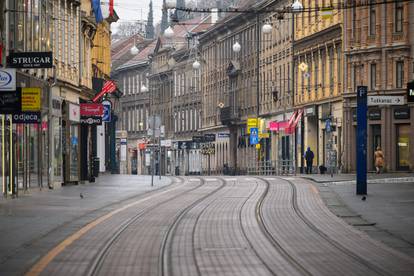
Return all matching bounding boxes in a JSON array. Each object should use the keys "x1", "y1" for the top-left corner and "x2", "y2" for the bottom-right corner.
[{"x1": 93, "y1": 157, "x2": 100, "y2": 177}]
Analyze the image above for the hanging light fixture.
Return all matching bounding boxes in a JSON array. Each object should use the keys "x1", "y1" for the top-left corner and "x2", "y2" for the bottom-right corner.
[
  {"x1": 262, "y1": 23, "x2": 272, "y2": 34},
  {"x1": 164, "y1": 26, "x2": 174, "y2": 39},
  {"x1": 141, "y1": 84, "x2": 149, "y2": 93},
  {"x1": 130, "y1": 45, "x2": 139, "y2": 55},
  {"x1": 291, "y1": 0, "x2": 304, "y2": 14},
  {"x1": 232, "y1": 41, "x2": 241, "y2": 53},
  {"x1": 192, "y1": 60, "x2": 201, "y2": 70}
]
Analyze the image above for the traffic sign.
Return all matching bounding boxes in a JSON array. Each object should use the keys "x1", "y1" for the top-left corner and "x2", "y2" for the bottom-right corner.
[
  {"x1": 250, "y1": 127, "x2": 259, "y2": 145},
  {"x1": 367, "y1": 95, "x2": 404, "y2": 106},
  {"x1": 102, "y1": 100, "x2": 111, "y2": 122}
]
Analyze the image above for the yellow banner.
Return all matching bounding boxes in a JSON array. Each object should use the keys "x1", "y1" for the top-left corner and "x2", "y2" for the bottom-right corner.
[
  {"x1": 22, "y1": 88, "x2": 41, "y2": 111},
  {"x1": 259, "y1": 133, "x2": 270, "y2": 139},
  {"x1": 247, "y1": 118, "x2": 258, "y2": 134}
]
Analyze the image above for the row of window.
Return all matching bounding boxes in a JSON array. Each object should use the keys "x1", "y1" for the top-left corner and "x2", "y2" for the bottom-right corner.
[
  {"x1": 122, "y1": 106, "x2": 148, "y2": 133},
  {"x1": 120, "y1": 72, "x2": 146, "y2": 95},
  {"x1": 173, "y1": 108, "x2": 201, "y2": 133}
]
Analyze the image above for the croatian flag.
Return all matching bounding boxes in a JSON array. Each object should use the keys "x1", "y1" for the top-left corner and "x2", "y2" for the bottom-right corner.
[{"x1": 92, "y1": 0, "x2": 114, "y2": 23}]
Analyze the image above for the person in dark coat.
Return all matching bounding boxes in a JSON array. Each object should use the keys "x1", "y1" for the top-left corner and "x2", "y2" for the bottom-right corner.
[{"x1": 304, "y1": 147, "x2": 315, "y2": 174}]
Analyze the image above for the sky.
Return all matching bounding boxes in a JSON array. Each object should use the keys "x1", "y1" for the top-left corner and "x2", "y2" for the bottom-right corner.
[{"x1": 112, "y1": 0, "x2": 164, "y2": 33}]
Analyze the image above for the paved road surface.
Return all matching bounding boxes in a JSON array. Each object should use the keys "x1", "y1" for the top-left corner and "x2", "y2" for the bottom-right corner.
[{"x1": 2, "y1": 176, "x2": 414, "y2": 275}]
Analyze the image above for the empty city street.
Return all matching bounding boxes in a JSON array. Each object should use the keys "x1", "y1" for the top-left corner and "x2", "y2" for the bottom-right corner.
[{"x1": 2, "y1": 176, "x2": 412, "y2": 276}]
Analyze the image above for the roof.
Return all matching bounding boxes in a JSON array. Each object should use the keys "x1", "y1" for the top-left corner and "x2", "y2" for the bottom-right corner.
[
  {"x1": 111, "y1": 34, "x2": 151, "y2": 71},
  {"x1": 117, "y1": 40, "x2": 157, "y2": 70}
]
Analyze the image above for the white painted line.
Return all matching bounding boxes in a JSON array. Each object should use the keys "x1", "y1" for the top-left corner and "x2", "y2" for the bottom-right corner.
[
  {"x1": 226, "y1": 178, "x2": 237, "y2": 181},
  {"x1": 282, "y1": 177, "x2": 296, "y2": 181},
  {"x1": 264, "y1": 178, "x2": 276, "y2": 181},
  {"x1": 245, "y1": 178, "x2": 255, "y2": 181},
  {"x1": 205, "y1": 178, "x2": 217, "y2": 181},
  {"x1": 189, "y1": 178, "x2": 200, "y2": 182}
]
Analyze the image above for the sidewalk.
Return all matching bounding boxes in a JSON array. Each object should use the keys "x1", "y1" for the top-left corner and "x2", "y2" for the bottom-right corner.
[
  {"x1": 301, "y1": 172, "x2": 414, "y2": 258},
  {"x1": 0, "y1": 175, "x2": 173, "y2": 275}
]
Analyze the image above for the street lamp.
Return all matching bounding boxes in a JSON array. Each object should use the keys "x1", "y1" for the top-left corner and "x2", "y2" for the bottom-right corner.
[
  {"x1": 291, "y1": 0, "x2": 304, "y2": 13},
  {"x1": 262, "y1": 23, "x2": 273, "y2": 34},
  {"x1": 164, "y1": 0, "x2": 176, "y2": 9},
  {"x1": 164, "y1": 26, "x2": 174, "y2": 39},
  {"x1": 192, "y1": 60, "x2": 201, "y2": 70},
  {"x1": 232, "y1": 41, "x2": 241, "y2": 53},
  {"x1": 141, "y1": 84, "x2": 149, "y2": 93}
]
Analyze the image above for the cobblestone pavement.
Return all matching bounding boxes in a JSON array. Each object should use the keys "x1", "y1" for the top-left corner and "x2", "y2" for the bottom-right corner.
[{"x1": 3, "y1": 176, "x2": 412, "y2": 276}]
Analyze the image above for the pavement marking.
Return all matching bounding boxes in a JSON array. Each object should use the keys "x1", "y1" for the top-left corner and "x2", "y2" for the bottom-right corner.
[
  {"x1": 225, "y1": 178, "x2": 237, "y2": 181},
  {"x1": 25, "y1": 184, "x2": 184, "y2": 276},
  {"x1": 264, "y1": 178, "x2": 276, "y2": 181},
  {"x1": 310, "y1": 185, "x2": 319, "y2": 195},
  {"x1": 189, "y1": 178, "x2": 200, "y2": 181},
  {"x1": 205, "y1": 178, "x2": 217, "y2": 181},
  {"x1": 244, "y1": 178, "x2": 255, "y2": 181}
]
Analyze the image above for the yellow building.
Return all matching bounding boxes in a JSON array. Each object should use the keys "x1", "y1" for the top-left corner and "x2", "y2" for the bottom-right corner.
[{"x1": 294, "y1": 1, "x2": 343, "y2": 172}]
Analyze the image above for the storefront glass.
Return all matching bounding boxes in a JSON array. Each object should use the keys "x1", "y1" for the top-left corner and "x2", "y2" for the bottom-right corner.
[
  {"x1": 52, "y1": 117, "x2": 62, "y2": 180},
  {"x1": 69, "y1": 125, "x2": 79, "y2": 181},
  {"x1": 397, "y1": 124, "x2": 410, "y2": 170}
]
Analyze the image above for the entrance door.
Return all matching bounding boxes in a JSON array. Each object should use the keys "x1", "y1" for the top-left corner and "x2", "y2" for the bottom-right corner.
[
  {"x1": 372, "y1": 125, "x2": 381, "y2": 168},
  {"x1": 281, "y1": 136, "x2": 290, "y2": 160},
  {"x1": 397, "y1": 124, "x2": 410, "y2": 170}
]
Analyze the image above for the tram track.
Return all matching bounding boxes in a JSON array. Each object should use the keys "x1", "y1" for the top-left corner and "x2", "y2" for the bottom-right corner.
[
  {"x1": 85, "y1": 177, "x2": 209, "y2": 276},
  {"x1": 254, "y1": 177, "x2": 313, "y2": 276},
  {"x1": 257, "y1": 176, "x2": 392, "y2": 276},
  {"x1": 160, "y1": 177, "x2": 227, "y2": 276}
]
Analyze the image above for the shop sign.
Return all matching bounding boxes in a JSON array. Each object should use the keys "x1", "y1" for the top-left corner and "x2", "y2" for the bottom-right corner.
[
  {"x1": 116, "y1": 130, "x2": 127, "y2": 139},
  {"x1": 7, "y1": 51, "x2": 53, "y2": 68},
  {"x1": 305, "y1": 106, "x2": 316, "y2": 116},
  {"x1": 12, "y1": 112, "x2": 41, "y2": 124},
  {"x1": 368, "y1": 109, "x2": 381, "y2": 120},
  {"x1": 0, "y1": 89, "x2": 21, "y2": 114},
  {"x1": 80, "y1": 103, "x2": 103, "y2": 116},
  {"x1": 217, "y1": 133, "x2": 230, "y2": 138},
  {"x1": 161, "y1": 139, "x2": 172, "y2": 147},
  {"x1": 68, "y1": 103, "x2": 80, "y2": 122},
  {"x1": 368, "y1": 95, "x2": 404, "y2": 106},
  {"x1": 80, "y1": 116, "x2": 102, "y2": 125},
  {"x1": 247, "y1": 118, "x2": 258, "y2": 134},
  {"x1": 102, "y1": 100, "x2": 111, "y2": 122},
  {"x1": 407, "y1": 81, "x2": 414, "y2": 103},
  {"x1": 0, "y1": 68, "x2": 16, "y2": 91},
  {"x1": 250, "y1": 127, "x2": 259, "y2": 145},
  {"x1": 192, "y1": 136, "x2": 204, "y2": 143},
  {"x1": 394, "y1": 107, "x2": 410, "y2": 120},
  {"x1": 52, "y1": 96, "x2": 62, "y2": 116},
  {"x1": 204, "y1": 133, "x2": 216, "y2": 142},
  {"x1": 22, "y1": 87, "x2": 41, "y2": 111}
]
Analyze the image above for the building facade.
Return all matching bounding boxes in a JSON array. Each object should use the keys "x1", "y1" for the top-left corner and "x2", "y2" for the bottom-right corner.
[
  {"x1": 293, "y1": 0, "x2": 343, "y2": 173},
  {"x1": 343, "y1": 0, "x2": 414, "y2": 172}
]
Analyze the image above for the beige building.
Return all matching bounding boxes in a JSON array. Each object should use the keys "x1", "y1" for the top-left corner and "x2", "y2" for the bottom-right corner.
[
  {"x1": 293, "y1": 0, "x2": 343, "y2": 173},
  {"x1": 343, "y1": 0, "x2": 414, "y2": 172}
]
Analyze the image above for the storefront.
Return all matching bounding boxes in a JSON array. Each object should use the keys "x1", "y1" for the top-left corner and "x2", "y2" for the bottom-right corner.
[
  {"x1": 344, "y1": 105, "x2": 413, "y2": 172},
  {"x1": 62, "y1": 102, "x2": 80, "y2": 184}
]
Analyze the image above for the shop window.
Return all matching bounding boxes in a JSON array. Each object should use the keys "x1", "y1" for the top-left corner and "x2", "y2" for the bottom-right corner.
[{"x1": 397, "y1": 124, "x2": 410, "y2": 170}]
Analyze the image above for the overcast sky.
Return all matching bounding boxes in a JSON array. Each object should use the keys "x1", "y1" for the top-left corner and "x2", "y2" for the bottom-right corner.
[{"x1": 112, "y1": 0, "x2": 164, "y2": 32}]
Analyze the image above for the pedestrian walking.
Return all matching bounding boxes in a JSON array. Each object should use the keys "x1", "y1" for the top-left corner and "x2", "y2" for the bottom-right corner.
[
  {"x1": 374, "y1": 146, "x2": 384, "y2": 174},
  {"x1": 304, "y1": 147, "x2": 315, "y2": 174}
]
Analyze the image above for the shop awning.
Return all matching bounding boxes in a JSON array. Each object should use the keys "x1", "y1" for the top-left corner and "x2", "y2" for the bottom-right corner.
[
  {"x1": 92, "y1": 80, "x2": 117, "y2": 102},
  {"x1": 285, "y1": 109, "x2": 304, "y2": 134}
]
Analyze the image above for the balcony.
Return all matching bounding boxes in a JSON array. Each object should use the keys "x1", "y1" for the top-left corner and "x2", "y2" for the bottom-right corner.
[{"x1": 220, "y1": 106, "x2": 239, "y2": 126}]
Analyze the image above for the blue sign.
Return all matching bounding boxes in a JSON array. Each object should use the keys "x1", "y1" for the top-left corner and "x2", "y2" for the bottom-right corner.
[
  {"x1": 102, "y1": 101, "x2": 111, "y2": 122},
  {"x1": 325, "y1": 119, "x2": 332, "y2": 133},
  {"x1": 356, "y1": 86, "x2": 367, "y2": 195},
  {"x1": 250, "y1": 127, "x2": 259, "y2": 145},
  {"x1": 71, "y1": 136, "x2": 78, "y2": 146}
]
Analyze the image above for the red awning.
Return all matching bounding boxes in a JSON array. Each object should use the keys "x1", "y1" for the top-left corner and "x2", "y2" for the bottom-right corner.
[
  {"x1": 92, "y1": 80, "x2": 117, "y2": 103},
  {"x1": 285, "y1": 109, "x2": 303, "y2": 135}
]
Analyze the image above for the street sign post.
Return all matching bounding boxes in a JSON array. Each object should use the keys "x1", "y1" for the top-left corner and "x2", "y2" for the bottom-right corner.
[
  {"x1": 250, "y1": 127, "x2": 259, "y2": 145},
  {"x1": 367, "y1": 95, "x2": 405, "y2": 106},
  {"x1": 356, "y1": 86, "x2": 367, "y2": 195}
]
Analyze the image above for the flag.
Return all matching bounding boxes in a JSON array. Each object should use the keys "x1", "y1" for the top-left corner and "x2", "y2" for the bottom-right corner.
[
  {"x1": 100, "y1": 0, "x2": 114, "y2": 19},
  {"x1": 92, "y1": 0, "x2": 103, "y2": 23}
]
